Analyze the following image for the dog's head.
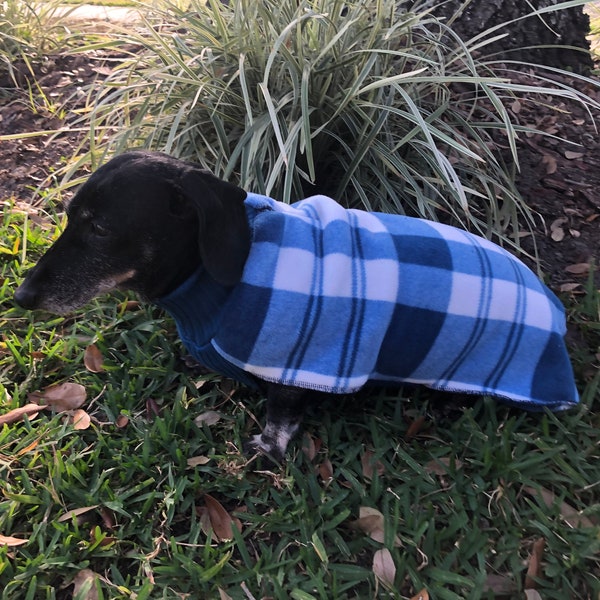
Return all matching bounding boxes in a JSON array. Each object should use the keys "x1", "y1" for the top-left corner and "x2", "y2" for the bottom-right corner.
[{"x1": 14, "y1": 151, "x2": 250, "y2": 314}]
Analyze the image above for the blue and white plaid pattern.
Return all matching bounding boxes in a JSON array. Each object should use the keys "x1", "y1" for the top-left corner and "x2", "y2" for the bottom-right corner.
[{"x1": 209, "y1": 193, "x2": 578, "y2": 410}]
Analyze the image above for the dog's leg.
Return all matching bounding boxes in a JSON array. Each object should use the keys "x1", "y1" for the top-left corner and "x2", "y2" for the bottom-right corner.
[{"x1": 246, "y1": 384, "x2": 307, "y2": 462}]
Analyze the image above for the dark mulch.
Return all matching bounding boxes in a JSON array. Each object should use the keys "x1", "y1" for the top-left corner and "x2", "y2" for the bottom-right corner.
[{"x1": 1, "y1": 51, "x2": 598, "y2": 292}]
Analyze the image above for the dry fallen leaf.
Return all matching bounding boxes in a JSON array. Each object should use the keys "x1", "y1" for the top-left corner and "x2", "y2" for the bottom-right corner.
[
  {"x1": 373, "y1": 548, "x2": 396, "y2": 588},
  {"x1": 119, "y1": 300, "x2": 141, "y2": 311},
  {"x1": 302, "y1": 432, "x2": 322, "y2": 461},
  {"x1": 523, "y1": 486, "x2": 595, "y2": 528},
  {"x1": 318, "y1": 459, "x2": 334, "y2": 483},
  {"x1": 115, "y1": 414, "x2": 129, "y2": 428},
  {"x1": 187, "y1": 455, "x2": 211, "y2": 468},
  {"x1": 350, "y1": 507, "x2": 402, "y2": 547},
  {"x1": 84, "y1": 344, "x2": 104, "y2": 373},
  {"x1": 71, "y1": 409, "x2": 91, "y2": 430},
  {"x1": 424, "y1": 457, "x2": 463, "y2": 476},
  {"x1": 361, "y1": 449, "x2": 385, "y2": 480},
  {"x1": 410, "y1": 589, "x2": 430, "y2": 600},
  {"x1": 550, "y1": 217, "x2": 568, "y2": 242},
  {"x1": 405, "y1": 415, "x2": 426, "y2": 440},
  {"x1": 200, "y1": 494, "x2": 242, "y2": 542},
  {"x1": 218, "y1": 589, "x2": 233, "y2": 600},
  {"x1": 0, "y1": 403, "x2": 47, "y2": 426},
  {"x1": 0, "y1": 534, "x2": 29, "y2": 547},
  {"x1": 564, "y1": 263, "x2": 590, "y2": 275},
  {"x1": 541, "y1": 154, "x2": 557, "y2": 175},
  {"x1": 72, "y1": 569, "x2": 100, "y2": 600},
  {"x1": 558, "y1": 283, "x2": 582, "y2": 292},
  {"x1": 564, "y1": 150, "x2": 584, "y2": 160},
  {"x1": 194, "y1": 410, "x2": 221, "y2": 427},
  {"x1": 99, "y1": 507, "x2": 117, "y2": 530},
  {"x1": 146, "y1": 398, "x2": 161, "y2": 418},
  {"x1": 525, "y1": 538, "x2": 545, "y2": 589},
  {"x1": 57, "y1": 505, "x2": 100, "y2": 524},
  {"x1": 29, "y1": 382, "x2": 86, "y2": 411}
]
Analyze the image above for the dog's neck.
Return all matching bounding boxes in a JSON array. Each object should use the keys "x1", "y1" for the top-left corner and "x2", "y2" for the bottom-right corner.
[
  {"x1": 155, "y1": 267, "x2": 257, "y2": 386},
  {"x1": 156, "y1": 268, "x2": 230, "y2": 344}
]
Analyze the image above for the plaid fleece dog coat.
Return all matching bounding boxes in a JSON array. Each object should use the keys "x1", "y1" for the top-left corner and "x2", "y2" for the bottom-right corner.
[{"x1": 158, "y1": 193, "x2": 579, "y2": 410}]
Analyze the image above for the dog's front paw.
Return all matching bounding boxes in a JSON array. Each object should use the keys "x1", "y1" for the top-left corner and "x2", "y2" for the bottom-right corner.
[
  {"x1": 242, "y1": 419, "x2": 301, "y2": 464},
  {"x1": 243, "y1": 433, "x2": 285, "y2": 464}
]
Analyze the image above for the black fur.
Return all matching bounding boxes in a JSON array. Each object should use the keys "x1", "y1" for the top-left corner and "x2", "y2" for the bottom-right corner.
[{"x1": 15, "y1": 150, "x2": 300, "y2": 461}]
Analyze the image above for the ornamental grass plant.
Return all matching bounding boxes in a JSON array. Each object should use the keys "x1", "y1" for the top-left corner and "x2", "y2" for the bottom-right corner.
[
  {"x1": 0, "y1": 0, "x2": 73, "y2": 81},
  {"x1": 70, "y1": 0, "x2": 597, "y2": 245}
]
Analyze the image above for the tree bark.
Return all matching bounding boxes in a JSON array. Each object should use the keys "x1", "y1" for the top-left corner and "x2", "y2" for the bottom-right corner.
[{"x1": 425, "y1": 0, "x2": 593, "y2": 74}]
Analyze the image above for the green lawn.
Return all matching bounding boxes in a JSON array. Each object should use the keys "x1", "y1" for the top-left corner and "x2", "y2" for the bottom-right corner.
[
  {"x1": 0, "y1": 198, "x2": 598, "y2": 599},
  {"x1": 0, "y1": 0, "x2": 599, "y2": 597}
]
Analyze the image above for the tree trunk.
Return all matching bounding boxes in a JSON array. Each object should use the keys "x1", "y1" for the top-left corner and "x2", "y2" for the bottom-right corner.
[{"x1": 425, "y1": 0, "x2": 593, "y2": 74}]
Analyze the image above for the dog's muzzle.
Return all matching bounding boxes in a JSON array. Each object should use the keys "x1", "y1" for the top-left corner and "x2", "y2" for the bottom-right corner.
[{"x1": 14, "y1": 279, "x2": 39, "y2": 310}]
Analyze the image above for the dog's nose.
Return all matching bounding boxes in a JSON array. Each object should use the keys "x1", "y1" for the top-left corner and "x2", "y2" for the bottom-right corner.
[{"x1": 14, "y1": 282, "x2": 39, "y2": 310}]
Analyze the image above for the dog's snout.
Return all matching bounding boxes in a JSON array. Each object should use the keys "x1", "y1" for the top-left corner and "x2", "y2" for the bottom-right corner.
[{"x1": 14, "y1": 281, "x2": 39, "y2": 310}]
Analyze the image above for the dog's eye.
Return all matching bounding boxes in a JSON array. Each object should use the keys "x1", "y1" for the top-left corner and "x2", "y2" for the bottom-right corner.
[{"x1": 90, "y1": 222, "x2": 109, "y2": 237}]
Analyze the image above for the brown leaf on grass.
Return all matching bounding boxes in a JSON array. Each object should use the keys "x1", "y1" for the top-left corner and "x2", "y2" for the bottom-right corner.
[
  {"x1": 523, "y1": 486, "x2": 596, "y2": 528},
  {"x1": 57, "y1": 505, "x2": 99, "y2": 524},
  {"x1": 424, "y1": 457, "x2": 463, "y2": 476},
  {"x1": 361, "y1": 449, "x2": 385, "y2": 480},
  {"x1": 72, "y1": 569, "x2": 100, "y2": 600},
  {"x1": 525, "y1": 538, "x2": 545, "y2": 590},
  {"x1": 0, "y1": 534, "x2": 29, "y2": 547},
  {"x1": 318, "y1": 459, "x2": 334, "y2": 483},
  {"x1": 119, "y1": 300, "x2": 141, "y2": 311},
  {"x1": 89, "y1": 526, "x2": 116, "y2": 548},
  {"x1": 146, "y1": 398, "x2": 161, "y2": 418},
  {"x1": 302, "y1": 432, "x2": 322, "y2": 461},
  {"x1": 218, "y1": 589, "x2": 233, "y2": 600},
  {"x1": 200, "y1": 494, "x2": 242, "y2": 542},
  {"x1": 350, "y1": 507, "x2": 402, "y2": 547},
  {"x1": 410, "y1": 589, "x2": 430, "y2": 600},
  {"x1": 99, "y1": 507, "x2": 117, "y2": 530},
  {"x1": 115, "y1": 414, "x2": 129, "y2": 428},
  {"x1": 194, "y1": 410, "x2": 221, "y2": 427},
  {"x1": 187, "y1": 455, "x2": 211, "y2": 468},
  {"x1": 71, "y1": 409, "x2": 91, "y2": 430},
  {"x1": 405, "y1": 415, "x2": 426, "y2": 440},
  {"x1": 84, "y1": 344, "x2": 104, "y2": 373},
  {"x1": 0, "y1": 403, "x2": 47, "y2": 426},
  {"x1": 372, "y1": 548, "x2": 396, "y2": 588},
  {"x1": 29, "y1": 382, "x2": 86, "y2": 411}
]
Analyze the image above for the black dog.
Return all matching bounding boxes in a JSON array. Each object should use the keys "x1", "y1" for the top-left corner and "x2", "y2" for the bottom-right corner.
[{"x1": 15, "y1": 150, "x2": 579, "y2": 461}]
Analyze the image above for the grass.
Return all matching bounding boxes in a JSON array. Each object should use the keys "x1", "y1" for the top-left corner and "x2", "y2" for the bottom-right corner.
[
  {"x1": 0, "y1": 203, "x2": 599, "y2": 599},
  {"x1": 0, "y1": 0, "x2": 599, "y2": 597}
]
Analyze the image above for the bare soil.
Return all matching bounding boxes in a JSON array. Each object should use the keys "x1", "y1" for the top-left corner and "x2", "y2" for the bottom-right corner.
[{"x1": 1, "y1": 51, "x2": 599, "y2": 292}]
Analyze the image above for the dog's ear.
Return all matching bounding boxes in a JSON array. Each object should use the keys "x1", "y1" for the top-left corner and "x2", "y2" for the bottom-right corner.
[{"x1": 178, "y1": 168, "x2": 250, "y2": 286}]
